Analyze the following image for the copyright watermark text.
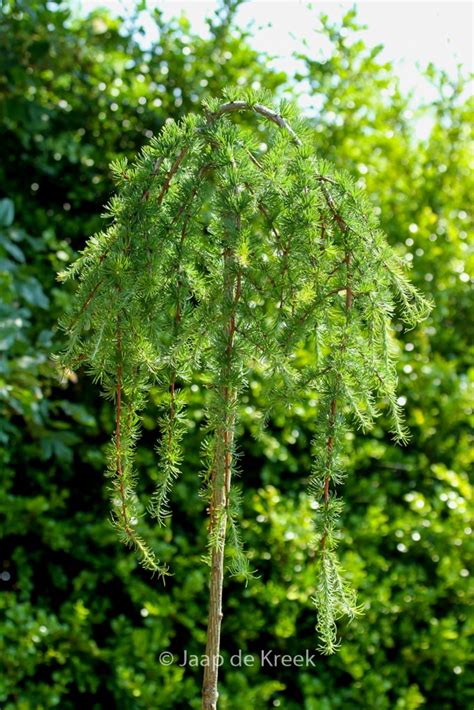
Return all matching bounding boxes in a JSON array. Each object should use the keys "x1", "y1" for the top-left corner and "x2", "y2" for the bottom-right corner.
[{"x1": 158, "y1": 649, "x2": 317, "y2": 670}]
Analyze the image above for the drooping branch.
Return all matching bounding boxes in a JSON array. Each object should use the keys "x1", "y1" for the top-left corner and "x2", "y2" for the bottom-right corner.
[
  {"x1": 115, "y1": 322, "x2": 131, "y2": 536},
  {"x1": 157, "y1": 146, "x2": 190, "y2": 205},
  {"x1": 149, "y1": 162, "x2": 212, "y2": 525}
]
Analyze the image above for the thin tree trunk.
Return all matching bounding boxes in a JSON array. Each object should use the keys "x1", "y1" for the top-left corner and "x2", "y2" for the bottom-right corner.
[
  {"x1": 201, "y1": 417, "x2": 234, "y2": 710},
  {"x1": 202, "y1": 243, "x2": 241, "y2": 710}
]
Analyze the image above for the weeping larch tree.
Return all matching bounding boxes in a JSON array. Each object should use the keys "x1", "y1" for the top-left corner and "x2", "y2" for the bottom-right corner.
[{"x1": 58, "y1": 91, "x2": 431, "y2": 709}]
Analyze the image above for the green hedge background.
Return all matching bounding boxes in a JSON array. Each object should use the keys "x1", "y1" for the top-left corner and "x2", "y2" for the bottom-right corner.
[{"x1": 0, "y1": 1, "x2": 472, "y2": 708}]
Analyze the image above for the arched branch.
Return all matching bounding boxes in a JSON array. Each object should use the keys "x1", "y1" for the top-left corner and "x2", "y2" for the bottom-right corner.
[{"x1": 207, "y1": 100, "x2": 302, "y2": 147}]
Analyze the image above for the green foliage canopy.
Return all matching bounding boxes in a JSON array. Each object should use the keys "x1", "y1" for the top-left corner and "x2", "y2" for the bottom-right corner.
[{"x1": 58, "y1": 91, "x2": 430, "y2": 653}]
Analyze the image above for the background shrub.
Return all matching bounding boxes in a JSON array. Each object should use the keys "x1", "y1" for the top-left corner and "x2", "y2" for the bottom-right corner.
[{"x1": 0, "y1": 2, "x2": 472, "y2": 708}]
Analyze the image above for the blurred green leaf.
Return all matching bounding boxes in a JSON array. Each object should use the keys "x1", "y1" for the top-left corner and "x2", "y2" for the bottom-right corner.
[{"x1": 0, "y1": 198, "x2": 14, "y2": 227}]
